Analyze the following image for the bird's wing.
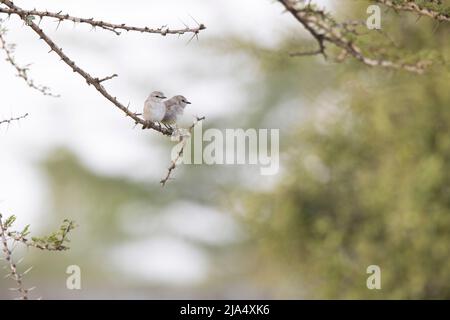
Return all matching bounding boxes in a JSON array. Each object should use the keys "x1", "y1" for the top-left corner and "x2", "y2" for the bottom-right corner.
[{"x1": 164, "y1": 97, "x2": 177, "y2": 108}]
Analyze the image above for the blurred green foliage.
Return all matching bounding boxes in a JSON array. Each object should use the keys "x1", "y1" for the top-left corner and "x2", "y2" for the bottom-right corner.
[{"x1": 236, "y1": 2, "x2": 450, "y2": 299}]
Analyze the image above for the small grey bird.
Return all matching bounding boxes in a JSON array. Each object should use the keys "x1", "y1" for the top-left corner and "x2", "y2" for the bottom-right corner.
[
  {"x1": 162, "y1": 95, "x2": 191, "y2": 128},
  {"x1": 143, "y1": 91, "x2": 167, "y2": 129}
]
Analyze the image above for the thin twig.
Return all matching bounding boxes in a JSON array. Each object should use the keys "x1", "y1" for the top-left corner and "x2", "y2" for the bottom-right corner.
[
  {"x1": 0, "y1": 7, "x2": 206, "y2": 36},
  {"x1": 97, "y1": 74, "x2": 118, "y2": 83},
  {"x1": 279, "y1": 0, "x2": 432, "y2": 74},
  {"x1": 0, "y1": 214, "x2": 76, "y2": 299},
  {"x1": 0, "y1": 215, "x2": 28, "y2": 300},
  {"x1": 160, "y1": 116, "x2": 205, "y2": 186},
  {"x1": 374, "y1": 0, "x2": 450, "y2": 22},
  {"x1": 0, "y1": 31, "x2": 59, "y2": 97},
  {"x1": 7, "y1": 229, "x2": 71, "y2": 251},
  {"x1": 0, "y1": 112, "x2": 28, "y2": 126},
  {"x1": 290, "y1": 48, "x2": 325, "y2": 57}
]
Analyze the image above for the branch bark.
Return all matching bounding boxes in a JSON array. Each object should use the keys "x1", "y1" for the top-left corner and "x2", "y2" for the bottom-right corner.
[
  {"x1": 160, "y1": 116, "x2": 205, "y2": 186},
  {"x1": 0, "y1": 7, "x2": 206, "y2": 36},
  {"x1": 0, "y1": 31, "x2": 58, "y2": 97},
  {"x1": 0, "y1": 215, "x2": 28, "y2": 300},
  {"x1": 0, "y1": 112, "x2": 28, "y2": 126},
  {"x1": 279, "y1": 0, "x2": 433, "y2": 74},
  {"x1": 374, "y1": 0, "x2": 450, "y2": 22},
  {"x1": 0, "y1": 0, "x2": 179, "y2": 136}
]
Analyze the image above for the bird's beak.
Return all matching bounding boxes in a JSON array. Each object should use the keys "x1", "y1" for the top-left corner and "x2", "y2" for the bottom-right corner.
[
  {"x1": 162, "y1": 96, "x2": 167, "y2": 99},
  {"x1": 186, "y1": 101, "x2": 192, "y2": 104}
]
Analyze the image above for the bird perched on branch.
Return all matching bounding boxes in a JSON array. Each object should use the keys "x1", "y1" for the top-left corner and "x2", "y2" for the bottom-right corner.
[
  {"x1": 162, "y1": 95, "x2": 191, "y2": 128},
  {"x1": 143, "y1": 91, "x2": 167, "y2": 129}
]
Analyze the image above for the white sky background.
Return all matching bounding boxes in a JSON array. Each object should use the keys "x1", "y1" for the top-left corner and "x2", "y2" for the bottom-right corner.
[
  {"x1": 0, "y1": 0, "x2": 330, "y2": 290},
  {"x1": 0, "y1": 0, "x2": 304, "y2": 224}
]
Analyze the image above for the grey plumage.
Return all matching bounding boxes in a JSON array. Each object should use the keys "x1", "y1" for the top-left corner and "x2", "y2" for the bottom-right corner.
[
  {"x1": 143, "y1": 91, "x2": 166, "y2": 129},
  {"x1": 162, "y1": 95, "x2": 191, "y2": 126},
  {"x1": 143, "y1": 91, "x2": 166, "y2": 122}
]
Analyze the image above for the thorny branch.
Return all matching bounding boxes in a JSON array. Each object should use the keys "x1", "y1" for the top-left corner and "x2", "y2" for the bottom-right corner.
[
  {"x1": 0, "y1": 7, "x2": 206, "y2": 36},
  {"x1": 0, "y1": 215, "x2": 28, "y2": 299},
  {"x1": 0, "y1": 0, "x2": 204, "y2": 136},
  {"x1": 160, "y1": 116, "x2": 205, "y2": 186},
  {"x1": 374, "y1": 0, "x2": 450, "y2": 22},
  {"x1": 0, "y1": 30, "x2": 58, "y2": 97},
  {"x1": 0, "y1": 112, "x2": 28, "y2": 126},
  {"x1": 0, "y1": 0, "x2": 206, "y2": 137},
  {"x1": 279, "y1": 0, "x2": 435, "y2": 74},
  {"x1": 97, "y1": 74, "x2": 118, "y2": 83},
  {"x1": 0, "y1": 214, "x2": 76, "y2": 299},
  {"x1": 7, "y1": 221, "x2": 76, "y2": 251}
]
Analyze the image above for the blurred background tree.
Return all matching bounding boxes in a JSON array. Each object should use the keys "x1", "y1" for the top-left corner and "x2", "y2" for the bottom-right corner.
[{"x1": 233, "y1": 0, "x2": 450, "y2": 299}]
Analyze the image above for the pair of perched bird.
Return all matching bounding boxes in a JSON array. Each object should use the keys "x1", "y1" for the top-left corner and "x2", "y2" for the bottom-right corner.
[{"x1": 142, "y1": 91, "x2": 191, "y2": 129}]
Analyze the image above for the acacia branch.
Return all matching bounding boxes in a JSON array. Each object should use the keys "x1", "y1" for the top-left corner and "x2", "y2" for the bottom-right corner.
[
  {"x1": 0, "y1": 215, "x2": 28, "y2": 299},
  {"x1": 160, "y1": 116, "x2": 205, "y2": 186},
  {"x1": 97, "y1": 74, "x2": 117, "y2": 83},
  {"x1": 7, "y1": 220, "x2": 75, "y2": 252},
  {"x1": 0, "y1": 7, "x2": 206, "y2": 36},
  {"x1": 0, "y1": 0, "x2": 174, "y2": 136},
  {"x1": 0, "y1": 112, "x2": 28, "y2": 126},
  {"x1": 0, "y1": 31, "x2": 58, "y2": 97},
  {"x1": 0, "y1": 214, "x2": 76, "y2": 299},
  {"x1": 290, "y1": 48, "x2": 326, "y2": 57},
  {"x1": 374, "y1": 0, "x2": 450, "y2": 22},
  {"x1": 279, "y1": 0, "x2": 432, "y2": 74}
]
